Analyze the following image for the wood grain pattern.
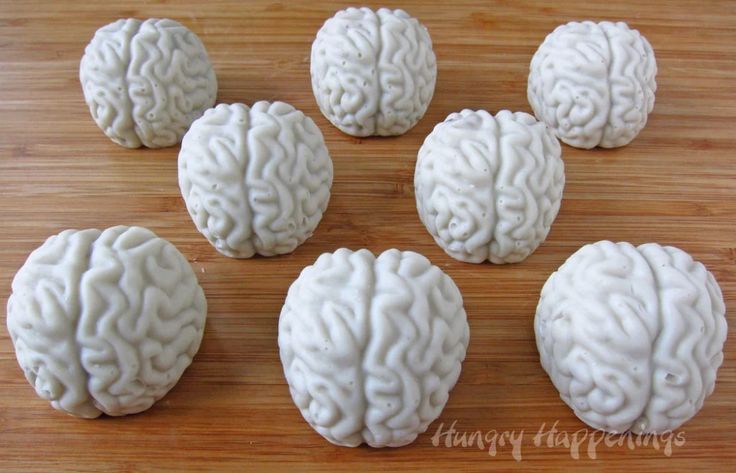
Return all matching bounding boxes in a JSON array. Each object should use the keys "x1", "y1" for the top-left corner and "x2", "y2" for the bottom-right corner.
[{"x1": 1, "y1": 0, "x2": 734, "y2": 471}]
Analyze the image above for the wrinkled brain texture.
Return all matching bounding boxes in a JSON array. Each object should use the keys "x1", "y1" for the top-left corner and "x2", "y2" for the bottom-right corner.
[
  {"x1": 528, "y1": 21, "x2": 657, "y2": 148},
  {"x1": 415, "y1": 109, "x2": 564, "y2": 264},
  {"x1": 278, "y1": 248, "x2": 469, "y2": 447},
  {"x1": 311, "y1": 7, "x2": 437, "y2": 136},
  {"x1": 535, "y1": 241, "x2": 727, "y2": 433},
  {"x1": 6, "y1": 226, "x2": 207, "y2": 418},
  {"x1": 178, "y1": 101, "x2": 333, "y2": 258},
  {"x1": 80, "y1": 18, "x2": 217, "y2": 148}
]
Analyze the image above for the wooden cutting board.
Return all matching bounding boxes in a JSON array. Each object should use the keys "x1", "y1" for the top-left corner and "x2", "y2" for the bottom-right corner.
[{"x1": 1, "y1": 0, "x2": 734, "y2": 471}]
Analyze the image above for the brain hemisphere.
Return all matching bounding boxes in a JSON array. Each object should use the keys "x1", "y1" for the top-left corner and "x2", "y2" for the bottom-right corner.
[
  {"x1": 80, "y1": 18, "x2": 217, "y2": 148},
  {"x1": 527, "y1": 22, "x2": 611, "y2": 149},
  {"x1": 636, "y1": 243, "x2": 727, "y2": 432},
  {"x1": 375, "y1": 9, "x2": 437, "y2": 136},
  {"x1": 310, "y1": 8, "x2": 436, "y2": 136},
  {"x1": 178, "y1": 102, "x2": 333, "y2": 258},
  {"x1": 415, "y1": 109, "x2": 564, "y2": 264},
  {"x1": 178, "y1": 104, "x2": 252, "y2": 256},
  {"x1": 534, "y1": 241, "x2": 659, "y2": 433},
  {"x1": 535, "y1": 241, "x2": 727, "y2": 433},
  {"x1": 278, "y1": 249, "x2": 469, "y2": 447},
  {"x1": 79, "y1": 19, "x2": 139, "y2": 147},
  {"x1": 7, "y1": 230, "x2": 102, "y2": 418},
  {"x1": 365, "y1": 250, "x2": 468, "y2": 446},
  {"x1": 527, "y1": 21, "x2": 657, "y2": 149},
  {"x1": 278, "y1": 249, "x2": 372, "y2": 447},
  {"x1": 311, "y1": 7, "x2": 380, "y2": 137},
  {"x1": 128, "y1": 19, "x2": 218, "y2": 148},
  {"x1": 6, "y1": 226, "x2": 207, "y2": 418},
  {"x1": 77, "y1": 227, "x2": 207, "y2": 415},
  {"x1": 600, "y1": 22, "x2": 657, "y2": 147}
]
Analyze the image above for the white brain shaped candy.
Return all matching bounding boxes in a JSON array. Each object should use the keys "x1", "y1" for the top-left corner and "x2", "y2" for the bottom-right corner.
[
  {"x1": 6, "y1": 226, "x2": 207, "y2": 418},
  {"x1": 80, "y1": 18, "x2": 217, "y2": 148},
  {"x1": 311, "y1": 7, "x2": 437, "y2": 136},
  {"x1": 415, "y1": 109, "x2": 565, "y2": 264},
  {"x1": 528, "y1": 21, "x2": 657, "y2": 148},
  {"x1": 278, "y1": 248, "x2": 469, "y2": 447},
  {"x1": 178, "y1": 101, "x2": 333, "y2": 258},
  {"x1": 535, "y1": 241, "x2": 727, "y2": 433}
]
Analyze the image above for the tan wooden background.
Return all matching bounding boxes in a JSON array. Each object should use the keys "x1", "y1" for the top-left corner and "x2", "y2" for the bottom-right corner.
[{"x1": 0, "y1": 0, "x2": 734, "y2": 471}]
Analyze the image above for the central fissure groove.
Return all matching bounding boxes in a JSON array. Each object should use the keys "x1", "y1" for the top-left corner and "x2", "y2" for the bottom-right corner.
[
  {"x1": 601, "y1": 23, "x2": 615, "y2": 145},
  {"x1": 358, "y1": 252, "x2": 377, "y2": 441},
  {"x1": 636, "y1": 245, "x2": 665, "y2": 432},
  {"x1": 372, "y1": 10, "x2": 383, "y2": 134}
]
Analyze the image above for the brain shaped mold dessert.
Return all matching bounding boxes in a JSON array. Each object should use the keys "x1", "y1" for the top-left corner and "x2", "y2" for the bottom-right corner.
[
  {"x1": 535, "y1": 241, "x2": 727, "y2": 433},
  {"x1": 6, "y1": 226, "x2": 207, "y2": 418},
  {"x1": 528, "y1": 21, "x2": 657, "y2": 148},
  {"x1": 415, "y1": 109, "x2": 565, "y2": 264},
  {"x1": 80, "y1": 18, "x2": 217, "y2": 148},
  {"x1": 178, "y1": 101, "x2": 333, "y2": 258},
  {"x1": 278, "y1": 248, "x2": 469, "y2": 447},
  {"x1": 310, "y1": 7, "x2": 437, "y2": 137}
]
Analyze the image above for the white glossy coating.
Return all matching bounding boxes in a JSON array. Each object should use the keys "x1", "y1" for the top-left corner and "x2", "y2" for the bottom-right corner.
[
  {"x1": 6, "y1": 226, "x2": 207, "y2": 418},
  {"x1": 535, "y1": 241, "x2": 727, "y2": 433},
  {"x1": 80, "y1": 18, "x2": 217, "y2": 148},
  {"x1": 415, "y1": 109, "x2": 564, "y2": 264},
  {"x1": 311, "y1": 7, "x2": 437, "y2": 136},
  {"x1": 528, "y1": 21, "x2": 657, "y2": 148},
  {"x1": 178, "y1": 101, "x2": 333, "y2": 258},
  {"x1": 279, "y1": 248, "x2": 469, "y2": 447}
]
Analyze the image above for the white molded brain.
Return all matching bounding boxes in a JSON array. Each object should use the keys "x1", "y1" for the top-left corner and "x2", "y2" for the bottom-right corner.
[
  {"x1": 80, "y1": 18, "x2": 217, "y2": 148},
  {"x1": 310, "y1": 7, "x2": 437, "y2": 137},
  {"x1": 415, "y1": 109, "x2": 565, "y2": 264},
  {"x1": 278, "y1": 248, "x2": 469, "y2": 447},
  {"x1": 528, "y1": 21, "x2": 657, "y2": 149},
  {"x1": 178, "y1": 102, "x2": 333, "y2": 258},
  {"x1": 535, "y1": 241, "x2": 727, "y2": 433},
  {"x1": 6, "y1": 226, "x2": 207, "y2": 418}
]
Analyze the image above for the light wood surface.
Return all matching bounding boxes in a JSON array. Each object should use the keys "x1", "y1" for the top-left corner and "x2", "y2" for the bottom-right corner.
[{"x1": 1, "y1": 0, "x2": 734, "y2": 471}]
